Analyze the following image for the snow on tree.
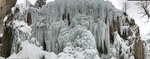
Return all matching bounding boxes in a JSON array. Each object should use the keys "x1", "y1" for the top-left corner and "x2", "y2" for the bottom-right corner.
[{"x1": 136, "y1": 0, "x2": 150, "y2": 22}]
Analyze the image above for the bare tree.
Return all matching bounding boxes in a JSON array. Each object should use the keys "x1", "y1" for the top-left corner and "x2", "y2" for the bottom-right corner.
[
  {"x1": 136, "y1": 0, "x2": 150, "y2": 22},
  {"x1": 122, "y1": 1, "x2": 130, "y2": 13}
]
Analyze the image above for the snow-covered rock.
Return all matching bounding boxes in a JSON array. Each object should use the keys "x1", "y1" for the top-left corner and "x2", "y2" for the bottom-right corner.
[
  {"x1": 8, "y1": 41, "x2": 44, "y2": 59},
  {"x1": 8, "y1": 40, "x2": 58, "y2": 59}
]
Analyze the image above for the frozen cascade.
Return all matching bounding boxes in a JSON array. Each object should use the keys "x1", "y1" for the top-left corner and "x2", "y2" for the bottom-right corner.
[
  {"x1": 58, "y1": 24, "x2": 97, "y2": 52},
  {"x1": 27, "y1": 0, "x2": 131, "y2": 54},
  {"x1": 6, "y1": 19, "x2": 100, "y2": 59},
  {"x1": 45, "y1": 19, "x2": 65, "y2": 53},
  {"x1": 12, "y1": 0, "x2": 137, "y2": 54},
  {"x1": 1, "y1": 0, "x2": 143, "y2": 59},
  {"x1": 58, "y1": 25, "x2": 100, "y2": 59},
  {"x1": 90, "y1": 19, "x2": 109, "y2": 54}
]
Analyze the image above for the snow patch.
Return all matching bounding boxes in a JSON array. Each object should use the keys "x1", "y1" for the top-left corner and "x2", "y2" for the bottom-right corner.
[
  {"x1": 12, "y1": 20, "x2": 32, "y2": 35},
  {"x1": 8, "y1": 40, "x2": 44, "y2": 59}
]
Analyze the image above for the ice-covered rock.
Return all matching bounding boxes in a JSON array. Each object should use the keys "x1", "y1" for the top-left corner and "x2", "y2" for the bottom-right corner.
[
  {"x1": 10, "y1": 20, "x2": 32, "y2": 54},
  {"x1": 108, "y1": 31, "x2": 141, "y2": 59},
  {"x1": 8, "y1": 41, "x2": 44, "y2": 59}
]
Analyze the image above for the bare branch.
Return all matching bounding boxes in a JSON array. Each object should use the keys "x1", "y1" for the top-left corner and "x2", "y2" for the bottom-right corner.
[
  {"x1": 141, "y1": 13, "x2": 147, "y2": 18},
  {"x1": 136, "y1": 0, "x2": 150, "y2": 21},
  {"x1": 122, "y1": 1, "x2": 130, "y2": 13}
]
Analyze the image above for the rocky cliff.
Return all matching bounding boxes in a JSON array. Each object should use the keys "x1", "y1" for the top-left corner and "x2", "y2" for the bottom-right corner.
[{"x1": 0, "y1": 0, "x2": 17, "y2": 33}]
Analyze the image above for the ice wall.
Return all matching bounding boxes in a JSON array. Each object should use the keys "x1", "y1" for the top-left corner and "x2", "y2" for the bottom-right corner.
[
  {"x1": 26, "y1": 0, "x2": 137, "y2": 54},
  {"x1": 28, "y1": 0, "x2": 113, "y2": 54}
]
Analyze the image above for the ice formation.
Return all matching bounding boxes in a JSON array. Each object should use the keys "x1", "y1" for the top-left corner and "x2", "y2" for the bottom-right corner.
[{"x1": 0, "y1": 0, "x2": 144, "y2": 59}]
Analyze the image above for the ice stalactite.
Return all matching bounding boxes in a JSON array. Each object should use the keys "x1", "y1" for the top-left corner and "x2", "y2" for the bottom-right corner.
[
  {"x1": 90, "y1": 19, "x2": 109, "y2": 54},
  {"x1": 70, "y1": 14, "x2": 93, "y2": 30},
  {"x1": 45, "y1": 19, "x2": 65, "y2": 53}
]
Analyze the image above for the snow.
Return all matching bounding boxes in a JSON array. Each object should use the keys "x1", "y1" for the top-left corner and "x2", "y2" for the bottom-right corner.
[
  {"x1": 109, "y1": 31, "x2": 135, "y2": 59},
  {"x1": 9, "y1": 20, "x2": 33, "y2": 54},
  {"x1": 46, "y1": 0, "x2": 54, "y2": 3},
  {"x1": 0, "y1": 33, "x2": 3, "y2": 37},
  {"x1": 110, "y1": 57, "x2": 117, "y2": 59},
  {"x1": 44, "y1": 52, "x2": 57, "y2": 59},
  {"x1": 8, "y1": 40, "x2": 44, "y2": 59},
  {"x1": 17, "y1": 0, "x2": 36, "y2": 5},
  {"x1": 58, "y1": 24, "x2": 97, "y2": 52},
  {"x1": 0, "y1": 57, "x2": 5, "y2": 59},
  {"x1": 121, "y1": 2, "x2": 150, "y2": 59},
  {"x1": 130, "y1": 56, "x2": 135, "y2": 59},
  {"x1": 4, "y1": 0, "x2": 144, "y2": 59},
  {"x1": 8, "y1": 40, "x2": 99, "y2": 59},
  {"x1": 57, "y1": 43, "x2": 100, "y2": 59},
  {"x1": 12, "y1": 20, "x2": 32, "y2": 35},
  {"x1": 3, "y1": 15, "x2": 8, "y2": 22},
  {"x1": 8, "y1": 40, "x2": 57, "y2": 59}
]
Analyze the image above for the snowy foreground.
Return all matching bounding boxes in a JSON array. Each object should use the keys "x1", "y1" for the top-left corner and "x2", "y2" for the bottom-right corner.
[{"x1": 0, "y1": 0, "x2": 149, "y2": 59}]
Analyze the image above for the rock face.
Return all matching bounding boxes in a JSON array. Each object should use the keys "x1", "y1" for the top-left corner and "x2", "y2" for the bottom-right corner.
[
  {"x1": 0, "y1": 0, "x2": 17, "y2": 33},
  {"x1": 0, "y1": 14, "x2": 14, "y2": 58},
  {"x1": 0, "y1": 25, "x2": 13, "y2": 58},
  {"x1": 27, "y1": 12, "x2": 32, "y2": 25},
  {"x1": 134, "y1": 39, "x2": 144, "y2": 59},
  {"x1": 0, "y1": 5, "x2": 22, "y2": 58}
]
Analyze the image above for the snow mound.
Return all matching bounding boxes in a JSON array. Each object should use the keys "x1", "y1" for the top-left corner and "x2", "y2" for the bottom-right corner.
[
  {"x1": 8, "y1": 40, "x2": 44, "y2": 59},
  {"x1": 8, "y1": 40, "x2": 57, "y2": 59},
  {"x1": 12, "y1": 20, "x2": 32, "y2": 35}
]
